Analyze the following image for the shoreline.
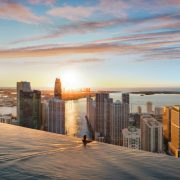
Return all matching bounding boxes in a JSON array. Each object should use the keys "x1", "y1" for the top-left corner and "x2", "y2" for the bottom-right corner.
[{"x1": 130, "y1": 91, "x2": 180, "y2": 95}]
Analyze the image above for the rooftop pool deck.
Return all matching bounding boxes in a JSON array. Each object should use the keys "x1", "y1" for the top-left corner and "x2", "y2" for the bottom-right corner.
[{"x1": 0, "y1": 123, "x2": 180, "y2": 179}]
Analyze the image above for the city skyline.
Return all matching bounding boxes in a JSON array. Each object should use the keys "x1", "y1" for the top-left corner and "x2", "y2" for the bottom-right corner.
[{"x1": 0, "y1": 0, "x2": 180, "y2": 88}]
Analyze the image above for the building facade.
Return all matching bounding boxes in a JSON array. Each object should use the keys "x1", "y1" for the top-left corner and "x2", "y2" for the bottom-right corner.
[
  {"x1": 95, "y1": 93, "x2": 109, "y2": 137},
  {"x1": 122, "y1": 93, "x2": 129, "y2": 105},
  {"x1": 147, "y1": 101, "x2": 153, "y2": 113},
  {"x1": 41, "y1": 100, "x2": 49, "y2": 130},
  {"x1": 54, "y1": 78, "x2": 62, "y2": 99},
  {"x1": 122, "y1": 126, "x2": 141, "y2": 149},
  {"x1": 163, "y1": 106, "x2": 172, "y2": 142},
  {"x1": 87, "y1": 96, "x2": 96, "y2": 133},
  {"x1": 17, "y1": 81, "x2": 31, "y2": 121},
  {"x1": 168, "y1": 106, "x2": 180, "y2": 158},
  {"x1": 137, "y1": 106, "x2": 142, "y2": 114},
  {"x1": 19, "y1": 90, "x2": 41, "y2": 129},
  {"x1": 47, "y1": 98, "x2": 65, "y2": 134},
  {"x1": 110, "y1": 100, "x2": 129, "y2": 145},
  {"x1": 141, "y1": 116, "x2": 163, "y2": 153}
]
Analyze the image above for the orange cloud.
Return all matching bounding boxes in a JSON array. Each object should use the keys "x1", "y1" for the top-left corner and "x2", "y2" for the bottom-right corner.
[
  {"x1": 48, "y1": 6, "x2": 94, "y2": 21},
  {"x1": 0, "y1": 43, "x2": 123, "y2": 58},
  {"x1": 0, "y1": 2, "x2": 48, "y2": 24}
]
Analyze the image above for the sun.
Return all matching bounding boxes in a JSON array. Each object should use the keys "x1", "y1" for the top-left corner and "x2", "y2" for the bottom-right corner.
[{"x1": 61, "y1": 70, "x2": 83, "y2": 90}]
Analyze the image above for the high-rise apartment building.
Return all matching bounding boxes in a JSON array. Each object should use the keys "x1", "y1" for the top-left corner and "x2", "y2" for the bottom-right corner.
[
  {"x1": 47, "y1": 98, "x2": 65, "y2": 134},
  {"x1": 163, "y1": 106, "x2": 172, "y2": 142},
  {"x1": 122, "y1": 93, "x2": 129, "y2": 105},
  {"x1": 54, "y1": 78, "x2": 62, "y2": 99},
  {"x1": 17, "y1": 81, "x2": 31, "y2": 120},
  {"x1": 168, "y1": 106, "x2": 180, "y2": 158},
  {"x1": 41, "y1": 100, "x2": 49, "y2": 130},
  {"x1": 122, "y1": 126, "x2": 141, "y2": 149},
  {"x1": 155, "y1": 107, "x2": 163, "y2": 116},
  {"x1": 147, "y1": 101, "x2": 153, "y2": 113},
  {"x1": 141, "y1": 116, "x2": 163, "y2": 152},
  {"x1": 45, "y1": 78, "x2": 65, "y2": 134},
  {"x1": 87, "y1": 94, "x2": 113, "y2": 142},
  {"x1": 19, "y1": 90, "x2": 41, "y2": 129},
  {"x1": 87, "y1": 96, "x2": 96, "y2": 133},
  {"x1": 137, "y1": 106, "x2": 142, "y2": 114},
  {"x1": 110, "y1": 100, "x2": 129, "y2": 145},
  {"x1": 95, "y1": 93, "x2": 109, "y2": 137},
  {"x1": 104, "y1": 97, "x2": 113, "y2": 143},
  {"x1": 87, "y1": 92, "x2": 131, "y2": 145},
  {"x1": 155, "y1": 106, "x2": 163, "y2": 122}
]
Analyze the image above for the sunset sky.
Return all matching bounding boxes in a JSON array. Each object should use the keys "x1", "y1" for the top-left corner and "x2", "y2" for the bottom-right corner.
[{"x1": 0, "y1": 0, "x2": 180, "y2": 89}]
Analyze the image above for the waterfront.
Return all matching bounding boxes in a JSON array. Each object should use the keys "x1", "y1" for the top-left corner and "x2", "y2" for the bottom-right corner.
[
  {"x1": 111, "y1": 93, "x2": 180, "y2": 112},
  {"x1": 1, "y1": 93, "x2": 180, "y2": 138},
  {"x1": 0, "y1": 99, "x2": 91, "y2": 139}
]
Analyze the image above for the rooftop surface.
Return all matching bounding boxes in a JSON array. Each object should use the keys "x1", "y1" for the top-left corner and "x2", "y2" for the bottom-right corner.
[{"x1": 0, "y1": 123, "x2": 180, "y2": 179}]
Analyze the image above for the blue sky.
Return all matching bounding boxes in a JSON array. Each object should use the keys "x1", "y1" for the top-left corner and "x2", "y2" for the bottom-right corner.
[{"x1": 0, "y1": 0, "x2": 180, "y2": 89}]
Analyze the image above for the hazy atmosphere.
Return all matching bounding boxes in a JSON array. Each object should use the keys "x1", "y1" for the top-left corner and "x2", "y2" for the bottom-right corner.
[{"x1": 0, "y1": 0, "x2": 180, "y2": 88}]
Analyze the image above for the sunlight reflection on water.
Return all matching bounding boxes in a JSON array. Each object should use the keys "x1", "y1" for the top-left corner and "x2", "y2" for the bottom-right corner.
[{"x1": 1, "y1": 93, "x2": 180, "y2": 140}]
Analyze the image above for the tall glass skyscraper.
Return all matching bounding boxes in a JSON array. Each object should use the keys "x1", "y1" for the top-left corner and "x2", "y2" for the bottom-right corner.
[
  {"x1": 19, "y1": 90, "x2": 41, "y2": 129},
  {"x1": 45, "y1": 78, "x2": 65, "y2": 134},
  {"x1": 54, "y1": 78, "x2": 62, "y2": 99},
  {"x1": 47, "y1": 98, "x2": 65, "y2": 134},
  {"x1": 17, "y1": 81, "x2": 31, "y2": 120}
]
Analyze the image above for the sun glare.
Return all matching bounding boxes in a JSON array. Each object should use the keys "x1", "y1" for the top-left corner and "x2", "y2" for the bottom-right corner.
[{"x1": 61, "y1": 70, "x2": 83, "y2": 90}]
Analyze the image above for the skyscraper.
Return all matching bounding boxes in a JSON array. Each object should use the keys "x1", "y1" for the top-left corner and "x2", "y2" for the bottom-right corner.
[
  {"x1": 168, "y1": 106, "x2": 180, "y2": 158},
  {"x1": 122, "y1": 126, "x2": 141, "y2": 149},
  {"x1": 110, "y1": 100, "x2": 129, "y2": 145},
  {"x1": 45, "y1": 78, "x2": 65, "y2": 134},
  {"x1": 147, "y1": 101, "x2": 153, "y2": 113},
  {"x1": 104, "y1": 97, "x2": 113, "y2": 143},
  {"x1": 41, "y1": 100, "x2": 49, "y2": 130},
  {"x1": 155, "y1": 107, "x2": 163, "y2": 116},
  {"x1": 17, "y1": 81, "x2": 31, "y2": 120},
  {"x1": 95, "y1": 93, "x2": 109, "y2": 137},
  {"x1": 47, "y1": 98, "x2": 65, "y2": 134},
  {"x1": 87, "y1": 96, "x2": 96, "y2": 133},
  {"x1": 19, "y1": 90, "x2": 41, "y2": 129},
  {"x1": 54, "y1": 78, "x2": 62, "y2": 99},
  {"x1": 163, "y1": 106, "x2": 172, "y2": 142},
  {"x1": 141, "y1": 116, "x2": 163, "y2": 152},
  {"x1": 122, "y1": 93, "x2": 129, "y2": 105},
  {"x1": 137, "y1": 106, "x2": 142, "y2": 114}
]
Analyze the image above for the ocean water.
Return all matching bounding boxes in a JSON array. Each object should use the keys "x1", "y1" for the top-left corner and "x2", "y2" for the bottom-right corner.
[
  {"x1": 0, "y1": 123, "x2": 180, "y2": 179},
  {"x1": 65, "y1": 99, "x2": 91, "y2": 138},
  {"x1": 1, "y1": 93, "x2": 180, "y2": 139},
  {"x1": 0, "y1": 106, "x2": 16, "y2": 116},
  {"x1": 111, "y1": 93, "x2": 180, "y2": 112}
]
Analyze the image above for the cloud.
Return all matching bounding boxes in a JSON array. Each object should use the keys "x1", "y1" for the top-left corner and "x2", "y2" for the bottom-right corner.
[
  {"x1": 10, "y1": 19, "x2": 125, "y2": 44},
  {"x1": 65, "y1": 58, "x2": 105, "y2": 65},
  {"x1": 48, "y1": 6, "x2": 94, "y2": 21},
  {"x1": 0, "y1": 43, "x2": 123, "y2": 58},
  {"x1": 47, "y1": 0, "x2": 180, "y2": 22},
  {"x1": 0, "y1": 2, "x2": 48, "y2": 24},
  {"x1": 1, "y1": 1, "x2": 179, "y2": 63},
  {"x1": 98, "y1": 0, "x2": 128, "y2": 17},
  {"x1": 0, "y1": 58, "x2": 105, "y2": 67},
  {"x1": 47, "y1": 0, "x2": 128, "y2": 21},
  {"x1": 0, "y1": 31, "x2": 180, "y2": 63},
  {"x1": 94, "y1": 30, "x2": 180, "y2": 44},
  {"x1": 10, "y1": 12, "x2": 179, "y2": 45},
  {"x1": 28, "y1": 0, "x2": 56, "y2": 5}
]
